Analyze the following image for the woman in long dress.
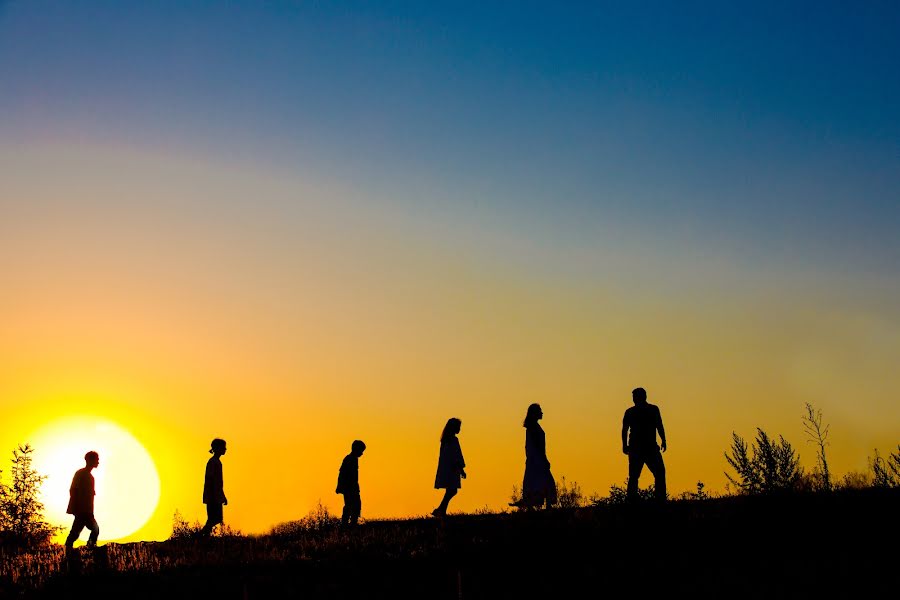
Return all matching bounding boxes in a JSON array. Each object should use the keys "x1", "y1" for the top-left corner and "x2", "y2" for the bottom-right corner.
[
  {"x1": 432, "y1": 417, "x2": 466, "y2": 517},
  {"x1": 520, "y1": 403, "x2": 557, "y2": 508}
]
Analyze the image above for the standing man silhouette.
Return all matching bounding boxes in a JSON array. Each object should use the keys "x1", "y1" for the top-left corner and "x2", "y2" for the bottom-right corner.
[
  {"x1": 622, "y1": 387, "x2": 667, "y2": 501},
  {"x1": 65, "y1": 451, "x2": 101, "y2": 550},
  {"x1": 336, "y1": 440, "x2": 366, "y2": 528},
  {"x1": 201, "y1": 438, "x2": 227, "y2": 536}
]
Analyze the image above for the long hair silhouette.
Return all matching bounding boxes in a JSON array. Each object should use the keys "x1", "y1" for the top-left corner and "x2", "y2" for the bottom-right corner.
[
  {"x1": 523, "y1": 403, "x2": 542, "y2": 428},
  {"x1": 441, "y1": 418, "x2": 462, "y2": 441}
]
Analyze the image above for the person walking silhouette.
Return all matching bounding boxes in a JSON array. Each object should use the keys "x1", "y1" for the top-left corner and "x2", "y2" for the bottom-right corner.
[
  {"x1": 516, "y1": 403, "x2": 557, "y2": 509},
  {"x1": 336, "y1": 440, "x2": 366, "y2": 527},
  {"x1": 201, "y1": 438, "x2": 227, "y2": 536},
  {"x1": 622, "y1": 387, "x2": 667, "y2": 501},
  {"x1": 65, "y1": 451, "x2": 100, "y2": 550},
  {"x1": 432, "y1": 418, "x2": 465, "y2": 517}
]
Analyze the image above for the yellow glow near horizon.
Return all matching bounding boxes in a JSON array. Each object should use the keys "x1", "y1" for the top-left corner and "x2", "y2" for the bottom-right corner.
[
  {"x1": 29, "y1": 417, "x2": 161, "y2": 543},
  {"x1": 2, "y1": 141, "x2": 899, "y2": 538}
]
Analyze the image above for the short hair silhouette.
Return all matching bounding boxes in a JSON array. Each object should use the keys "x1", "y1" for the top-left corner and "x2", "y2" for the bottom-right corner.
[
  {"x1": 441, "y1": 418, "x2": 462, "y2": 441},
  {"x1": 632, "y1": 387, "x2": 647, "y2": 402},
  {"x1": 351, "y1": 440, "x2": 366, "y2": 453},
  {"x1": 210, "y1": 438, "x2": 226, "y2": 454},
  {"x1": 84, "y1": 451, "x2": 99, "y2": 463},
  {"x1": 523, "y1": 403, "x2": 542, "y2": 428}
]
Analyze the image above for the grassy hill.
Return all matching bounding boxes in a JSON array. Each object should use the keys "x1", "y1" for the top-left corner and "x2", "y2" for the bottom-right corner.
[{"x1": 3, "y1": 488, "x2": 897, "y2": 599}]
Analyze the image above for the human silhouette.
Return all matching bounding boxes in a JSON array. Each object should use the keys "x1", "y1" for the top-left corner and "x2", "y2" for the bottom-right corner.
[
  {"x1": 512, "y1": 403, "x2": 557, "y2": 509},
  {"x1": 336, "y1": 440, "x2": 366, "y2": 528},
  {"x1": 432, "y1": 418, "x2": 465, "y2": 517},
  {"x1": 201, "y1": 438, "x2": 227, "y2": 536},
  {"x1": 622, "y1": 387, "x2": 667, "y2": 501},
  {"x1": 65, "y1": 451, "x2": 100, "y2": 550}
]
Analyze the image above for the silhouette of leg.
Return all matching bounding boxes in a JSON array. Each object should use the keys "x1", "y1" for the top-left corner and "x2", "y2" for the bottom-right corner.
[
  {"x1": 340, "y1": 495, "x2": 350, "y2": 527},
  {"x1": 347, "y1": 493, "x2": 361, "y2": 525},
  {"x1": 65, "y1": 515, "x2": 87, "y2": 549},
  {"x1": 645, "y1": 450, "x2": 667, "y2": 502},
  {"x1": 434, "y1": 488, "x2": 457, "y2": 516},
  {"x1": 627, "y1": 454, "x2": 645, "y2": 500},
  {"x1": 202, "y1": 503, "x2": 223, "y2": 536},
  {"x1": 85, "y1": 516, "x2": 99, "y2": 548}
]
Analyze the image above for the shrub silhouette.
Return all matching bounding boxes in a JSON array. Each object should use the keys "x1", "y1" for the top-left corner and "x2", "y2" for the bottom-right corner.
[
  {"x1": 870, "y1": 445, "x2": 900, "y2": 488},
  {"x1": 677, "y1": 481, "x2": 710, "y2": 501},
  {"x1": 835, "y1": 469, "x2": 872, "y2": 490},
  {"x1": 0, "y1": 444, "x2": 58, "y2": 547},
  {"x1": 725, "y1": 429, "x2": 802, "y2": 494},
  {"x1": 171, "y1": 509, "x2": 242, "y2": 539},
  {"x1": 269, "y1": 501, "x2": 338, "y2": 537},
  {"x1": 170, "y1": 510, "x2": 203, "y2": 539},
  {"x1": 594, "y1": 481, "x2": 656, "y2": 505},
  {"x1": 555, "y1": 477, "x2": 584, "y2": 508},
  {"x1": 510, "y1": 476, "x2": 584, "y2": 509}
]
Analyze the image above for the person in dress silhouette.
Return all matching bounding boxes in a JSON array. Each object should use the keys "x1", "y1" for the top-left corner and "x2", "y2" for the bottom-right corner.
[
  {"x1": 65, "y1": 451, "x2": 100, "y2": 550},
  {"x1": 201, "y1": 438, "x2": 228, "y2": 536},
  {"x1": 515, "y1": 403, "x2": 557, "y2": 509},
  {"x1": 622, "y1": 387, "x2": 667, "y2": 501},
  {"x1": 432, "y1": 418, "x2": 465, "y2": 517},
  {"x1": 336, "y1": 440, "x2": 366, "y2": 528}
]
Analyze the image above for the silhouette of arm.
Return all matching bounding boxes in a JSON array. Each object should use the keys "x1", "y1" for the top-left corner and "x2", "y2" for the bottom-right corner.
[
  {"x1": 336, "y1": 457, "x2": 348, "y2": 493},
  {"x1": 456, "y1": 438, "x2": 466, "y2": 478},
  {"x1": 657, "y1": 407, "x2": 667, "y2": 452},
  {"x1": 621, "y1": 414, "x2": 629, "y2": 454},
  {"x1": 218, "y1": 461, "x2": 227, "y2": 504}
]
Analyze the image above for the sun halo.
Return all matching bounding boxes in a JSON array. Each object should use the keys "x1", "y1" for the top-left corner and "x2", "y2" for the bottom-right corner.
[{"x1": 28, "y1": 417, "x2": 161, "y2": 543}]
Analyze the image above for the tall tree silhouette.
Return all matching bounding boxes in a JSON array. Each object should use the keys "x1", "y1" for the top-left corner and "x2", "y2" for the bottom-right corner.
[
  {"x1": 801, "y1": 403, "x2": 831, "y2": 492},
  {"x1": 0, "y1": 444, "x2": 57, "y2": 545}
]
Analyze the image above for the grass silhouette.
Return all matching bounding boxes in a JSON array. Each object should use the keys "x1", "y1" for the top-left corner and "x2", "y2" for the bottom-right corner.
[{"x1": 2, "y1": 487, "x2": 896, "y2": 598}]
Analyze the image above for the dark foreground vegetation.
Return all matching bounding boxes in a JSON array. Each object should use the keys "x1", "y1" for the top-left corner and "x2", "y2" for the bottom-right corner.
[{"x1": 2, "y1": 487, "x2": 897, "y2": 599}]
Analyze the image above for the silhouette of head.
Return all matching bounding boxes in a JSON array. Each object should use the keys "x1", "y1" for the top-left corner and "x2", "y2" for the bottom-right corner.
[
  {"x1": 84, "y1": 451, "x2": 100, "y2": 469},
  {"x1": 441, "y1": 418, "x2": 462, "y2": 441},
  {"x1": 351, "y1": 440, "x2": 366, "y2": 456},
  {"x1": 210, "y1": 438, "x2": 227, "y2": 456},
  {"x1": 632, "y1": 387, "x2": 648, "y2": 405},
  {"x1": 523, "y1": 403, "x2": 543, "y2": 427}
]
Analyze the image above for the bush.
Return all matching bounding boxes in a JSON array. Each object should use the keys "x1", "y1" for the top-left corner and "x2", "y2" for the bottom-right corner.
[
  {"x1": 677, "y1": 481, "x2": 710, "y2": 501},
  {"x1": 725, "y1": 429, "x2": 802, "y2": 495},
  {"x1": 836, "y1": 470, "x2": 872, "y2": 490},
  {"x1": 269, "y1": 501, "x2": 338, "y2": 537},
  {"x1": 870, "y1": 446, "x2": 900, "y2": 488},
  {"x1": 593, "y1": 482, "x2": 655, "y2": 506},
  {"x1": 170, "y1": 509, "x2": 242, "y2": 539},
  {"x1": 555, "y1": 476, "x2": 585, "y2": 509},
  {"x1": 170, "y1": 510, "x2": 203, "y2": 539}
]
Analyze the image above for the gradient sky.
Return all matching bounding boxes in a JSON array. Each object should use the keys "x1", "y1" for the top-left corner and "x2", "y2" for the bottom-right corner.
[{"x1": 2, "y1": 1, "x2": 899, "y2": 540}]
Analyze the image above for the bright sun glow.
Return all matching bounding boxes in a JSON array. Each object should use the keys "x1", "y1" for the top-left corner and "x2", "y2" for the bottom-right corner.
[{"x1": 29, "y1": 417, "x2": 161, "y2": 543}]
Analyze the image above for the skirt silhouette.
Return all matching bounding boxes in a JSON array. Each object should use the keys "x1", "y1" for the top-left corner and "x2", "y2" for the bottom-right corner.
[{"x1": 522, "y1": 459, "x2": 557, "y2": 507}]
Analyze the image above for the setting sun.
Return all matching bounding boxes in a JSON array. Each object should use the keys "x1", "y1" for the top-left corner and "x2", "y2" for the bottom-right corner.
[{"x1": 29, "y1": 418, "x2": 161, "y2": 543}]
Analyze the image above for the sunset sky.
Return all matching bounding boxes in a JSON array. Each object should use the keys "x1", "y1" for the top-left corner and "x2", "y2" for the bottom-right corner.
[{"x1": 1, "y1": 1, "x2": 899, "y2": 542}]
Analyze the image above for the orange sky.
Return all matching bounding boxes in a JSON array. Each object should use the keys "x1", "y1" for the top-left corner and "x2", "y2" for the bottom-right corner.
[{"x1": 2, "y1": 141, "x2": 899, "y2": 542}]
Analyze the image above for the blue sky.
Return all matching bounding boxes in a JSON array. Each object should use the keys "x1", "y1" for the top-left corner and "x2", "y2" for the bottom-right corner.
[{"x1": 3, "y1": 1, "x2": 899, "y2": 273}]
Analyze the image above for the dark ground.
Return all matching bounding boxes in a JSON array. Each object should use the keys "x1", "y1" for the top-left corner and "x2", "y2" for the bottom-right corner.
[{"x1": 5, "y1": 488, "x2": 898, "y2": 599}]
